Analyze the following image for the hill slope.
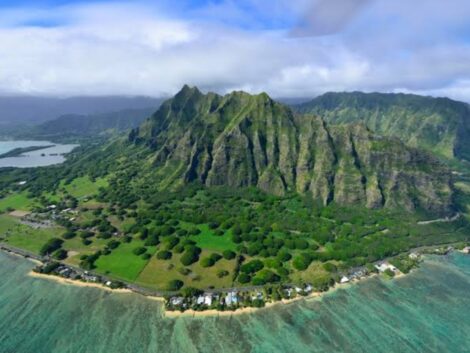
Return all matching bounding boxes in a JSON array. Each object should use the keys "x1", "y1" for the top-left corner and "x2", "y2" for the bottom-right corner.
[
  {"x1": 25, "y1": 108, "x2": 156, "y2": 140},
  {"x1": 293, "y1": 92, "x2": 470, "y2": 162},
  {"x1": 124, "y1": 86, "x2": 453, "y2": 216}
]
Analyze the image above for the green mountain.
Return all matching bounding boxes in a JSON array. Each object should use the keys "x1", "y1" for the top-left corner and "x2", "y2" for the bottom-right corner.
[
  {"x1": 123, "y1": 86, "x2": 453, "y2": 216},
  {"x1": 294, "y1": 92, "x2": 470, "y2": 162},
  {"x1": 22, "y1": 107, "x2": 158, "y2": 140}
]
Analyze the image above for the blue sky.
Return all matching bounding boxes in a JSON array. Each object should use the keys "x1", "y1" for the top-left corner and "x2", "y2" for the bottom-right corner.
[{"x1": 0, "y1": 0, "x2": 469, "y2": 101}]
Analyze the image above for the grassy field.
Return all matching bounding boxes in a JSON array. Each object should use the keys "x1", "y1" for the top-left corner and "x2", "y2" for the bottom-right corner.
[
  {"x1": 0, "y1": 192, "x2": 35, "y2": 212},
  {"x1": 61, "y1": 177, "x2": 108, "y2": 199},
  {"x1": 136, "y1": 250, "x2": 236, "y2": 290},
  {"x1": 94, "y1": 240, "x2": 157, "y2": 281},
  {"x1": 289, "y1": 261, "x2": 333, "y2": 285},
  {"x1": 62, "y1": 236, "x2": 110, "y2": 266},
  {"x1": 185, "y1": 223, "x2": 237, "y2": 251},
  {"x1": 0, "y1": 214, "x2": 63, "y2": 253}
]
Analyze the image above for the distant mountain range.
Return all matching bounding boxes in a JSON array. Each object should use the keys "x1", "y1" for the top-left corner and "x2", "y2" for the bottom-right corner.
[
  {"x1": 22, "y1": 108, "x2": 157, "y2": 140},
  {"x1": 0, "y1": 95, "x2": 162, "y2": 127},
  {"x1": 293, "y1": 92, "x2": 470, "y2": 162}
]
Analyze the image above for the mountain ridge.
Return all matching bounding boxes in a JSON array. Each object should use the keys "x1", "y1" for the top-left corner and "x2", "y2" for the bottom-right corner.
[
  {"x1": 122, "y1": 86, "x2": 454, "y2": 216},
  {"x1": 293, "y1": 91, "x2": 470, "y2": 162}
]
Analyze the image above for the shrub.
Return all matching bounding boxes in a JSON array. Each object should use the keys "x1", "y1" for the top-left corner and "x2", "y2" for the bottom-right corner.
[
  {"x1": 107, "y1": 240, "x2": 120, "y2": 250},
  {"x1": 133, "y1": 247, "x2": 147, "y2": 256},
  {"x1": 208, "y1": 222, "x2": 219, "y2": 229},
  {"x1": 323, "y1": 262, "x2": 337, "y2": 273},
  {"x1": 217, "y1": 270, "x2": 229, "y2": 278},
  {"x1": 167, "y1": 279, "x2": 184, "y2": 291},
  {"x1": 156, "y1": 250, "x2": 172, "y2": 260},
  {"x1": 52, "y1": 249, "x2": 68, "y2": 260},
  {"x1": 62, "y1": 230, "x2": 76, "y2": 239},
  {"x1": 222, "y1": 250, "x2": 236, "y2": 260},
  {"x1": 180, "y1": 247, "x2": 201, "y2": 266},
  {"x1": 173, "y1": 244, "x2": 185, "y2": 253},
  {"x1": 188, "y1": 228, "x2": 201, "y2": 235},
  {"x1": 238, "y1": 273, "x2": 251, "y2": 284},
  {"x1": 141, "y1": 253, "x2": 151, "y2": 260},
  {"x1": 200, "y1": 257, "x2": 215, "y2": 267},
  {"x1": 292, "y1": 253, "x2": 312, "y2": 271},
  {"x1": 240, "y1": 260, "x2": 264, "y2": 274},
  {"x1": 39, "y1": 238, "x2": 64, "y2": 256},
  {"x1": 165, "y1": 237, "x2": 179, "y2": 250},
  {"x1": 82, "y1": 239, "x2": 92, "y2": 246},
  {"x1": 277, "y1": 251, "x2": 292, "y2": 262},
  {"x1": 210, "y1": 253, "x2": 222, "y2": 262}
]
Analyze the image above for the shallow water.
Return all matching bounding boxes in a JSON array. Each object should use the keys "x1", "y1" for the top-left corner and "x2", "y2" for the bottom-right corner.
[
  {"x1": 0, "y1": 140, "x2": 78, "y2": 168},
  {"x1": 1, "y1": 251, "x2": 470, "y2": 353}
]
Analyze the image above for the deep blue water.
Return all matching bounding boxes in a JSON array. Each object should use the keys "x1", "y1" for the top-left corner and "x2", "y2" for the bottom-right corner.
[{"x1": 1, "y1": 251, "x2": 470, "y2": 353}]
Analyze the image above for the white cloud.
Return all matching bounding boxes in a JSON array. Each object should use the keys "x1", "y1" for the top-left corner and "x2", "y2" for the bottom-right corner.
[{"x1": 0, "y1": 0, "x2": 469, "y2": 102}]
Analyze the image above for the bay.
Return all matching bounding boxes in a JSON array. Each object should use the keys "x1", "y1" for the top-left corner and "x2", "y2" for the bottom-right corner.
[{"x1": 0, "y1": 140, "x2": 78, "y2": 168}]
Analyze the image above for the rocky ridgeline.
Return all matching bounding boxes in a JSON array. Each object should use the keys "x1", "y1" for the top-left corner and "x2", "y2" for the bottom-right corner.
[{"x1": 127, "y1": 86, "x2": 453, "y2": 216}]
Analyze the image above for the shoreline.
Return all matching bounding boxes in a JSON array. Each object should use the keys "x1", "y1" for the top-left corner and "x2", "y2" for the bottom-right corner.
[
  {"x1": 1, "y1": 246, "x2": 418, "y2": 318},
  {"x1": 163, "y1": 274, "x2": 383, "y2": 318}
]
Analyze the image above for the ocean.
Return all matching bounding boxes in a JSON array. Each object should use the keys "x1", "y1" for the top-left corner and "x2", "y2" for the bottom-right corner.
[{"x1": 1, "y1": 251, "x2": 470, "y2": 353}]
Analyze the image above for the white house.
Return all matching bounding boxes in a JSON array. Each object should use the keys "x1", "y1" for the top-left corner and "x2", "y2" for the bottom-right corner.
[
  {"x1": 225, "y1": 291, "x2": 238, "y2": 305},
  {"x1": 204, "y1": 295, "x2": 212, "y2": 306},
  {"x1": 340, "y1": 276, "x2": 350, "y2": 284}
]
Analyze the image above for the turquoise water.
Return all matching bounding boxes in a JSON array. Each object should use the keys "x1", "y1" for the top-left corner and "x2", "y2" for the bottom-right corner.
[
  {"x1": 0, "y1": 140, "x2": 78, "y2": 168},
  {"x1": 1, "y1": 251, "x2": 470, "y2": 353}
]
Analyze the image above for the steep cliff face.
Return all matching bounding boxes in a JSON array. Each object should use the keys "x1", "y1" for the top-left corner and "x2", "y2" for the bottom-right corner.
[
  {"x1": 129, "y1": 86, "x2": 454, "y2": 215},
  {"x1": 293, "y1": 91, "x2": 470, "y2": 162}
]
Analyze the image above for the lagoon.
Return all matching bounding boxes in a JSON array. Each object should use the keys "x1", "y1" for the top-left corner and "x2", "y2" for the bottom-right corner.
[{"x1": 1, "y1": 251, "x2": 470, "y2": 353}]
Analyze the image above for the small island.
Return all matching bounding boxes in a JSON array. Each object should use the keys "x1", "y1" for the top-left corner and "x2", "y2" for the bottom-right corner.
[{"x1": 0, "y1": 145, "x2": 55, "y2": 159}]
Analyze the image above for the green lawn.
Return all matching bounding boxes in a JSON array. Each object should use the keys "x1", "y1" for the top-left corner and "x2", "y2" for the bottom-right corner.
[
  {"x1": 94, "y1": 240, "x2": 156, "y2": 281},
  {"x1": 62, "y1": 177, "x2": 108, "y2": 199},
  {"x1": 0, "y1": 192, "x2": 35, "y2": 212},
  {"x1": 186, "y1": 224, "x2": 237, "y2": 251},
  {"x1": 0, "y1": 215, "x2": 63, "y2": 254}
]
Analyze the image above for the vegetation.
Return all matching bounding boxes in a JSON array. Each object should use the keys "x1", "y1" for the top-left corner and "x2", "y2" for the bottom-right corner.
[{"x1": 1, "y1": 86, "x2": 470, "y2": 294}]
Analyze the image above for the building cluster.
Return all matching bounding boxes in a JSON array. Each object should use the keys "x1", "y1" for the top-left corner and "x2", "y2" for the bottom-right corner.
[{"x1": 166, "y1": 284, "x2": 324, "y2": 312}]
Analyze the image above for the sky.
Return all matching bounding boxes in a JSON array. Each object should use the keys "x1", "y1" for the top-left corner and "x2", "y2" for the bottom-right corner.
[{"x1": 0, "y1": 0, "x2": 470, "y2": 100}]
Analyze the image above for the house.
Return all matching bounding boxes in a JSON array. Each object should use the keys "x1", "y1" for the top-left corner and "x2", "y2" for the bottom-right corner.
[
  {"x1": 409, "y1": 252, "x2": 419, "y2": 260},
  {"x1": 204, "y1": 295, "x2": 212, "y2": 306},
  {"x1": 196, "y1": 296, "x2": 205, "y2": 305},
  {"x1": 375, "y1": 262, "x2": 398, "y2": 273},
  {"x1": 225, "y1": 291, "x2": 238, "y2": 306},
  {"x1": 305, "y1": 285, "x2": 313, "y2": 292},
  {"x1": 340, "y1": 276, "x2": 350, "y2": 284},
  {"x1": 17, "y1": 181, "x2": 27, "y2": 186},
  {"x1": 294, "y1": 287, "x2": 303, "y2": 293},
  {"x1": 170, "y1": 297, "x2": 184, "y2": 306}
]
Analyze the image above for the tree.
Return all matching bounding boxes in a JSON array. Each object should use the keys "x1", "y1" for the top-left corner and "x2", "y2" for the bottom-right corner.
[
  {"x1": 222, "y1": 250, "x2": 236, "y2": 260},
  {"x1": 156, "y1": 250, "x2": 172, "y2": 260},
  {"x1": 240, "y1": 260, "x2": 264, "y2": 274},
  {"x1": 52, "y1": 249, "x2": 68, "y2": 260},
  {"x1": 167, "y1": 279, "x2": 184, "y2": 291},
  {"x1": 62, "y1": 230, "x2": 76, "y2": 239},
  {"x1": 133, "y1": 247, "x2": 147, "y2": 256},
  {"x1": 39, "y1": 238, "x2": 64, "y2": 256},
  {"x1": 200, "y1": 257, "x2": 215, "y2": 267},
  {"x1": 238, "y1": 273, "x2": 251, "y2": 284}
]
